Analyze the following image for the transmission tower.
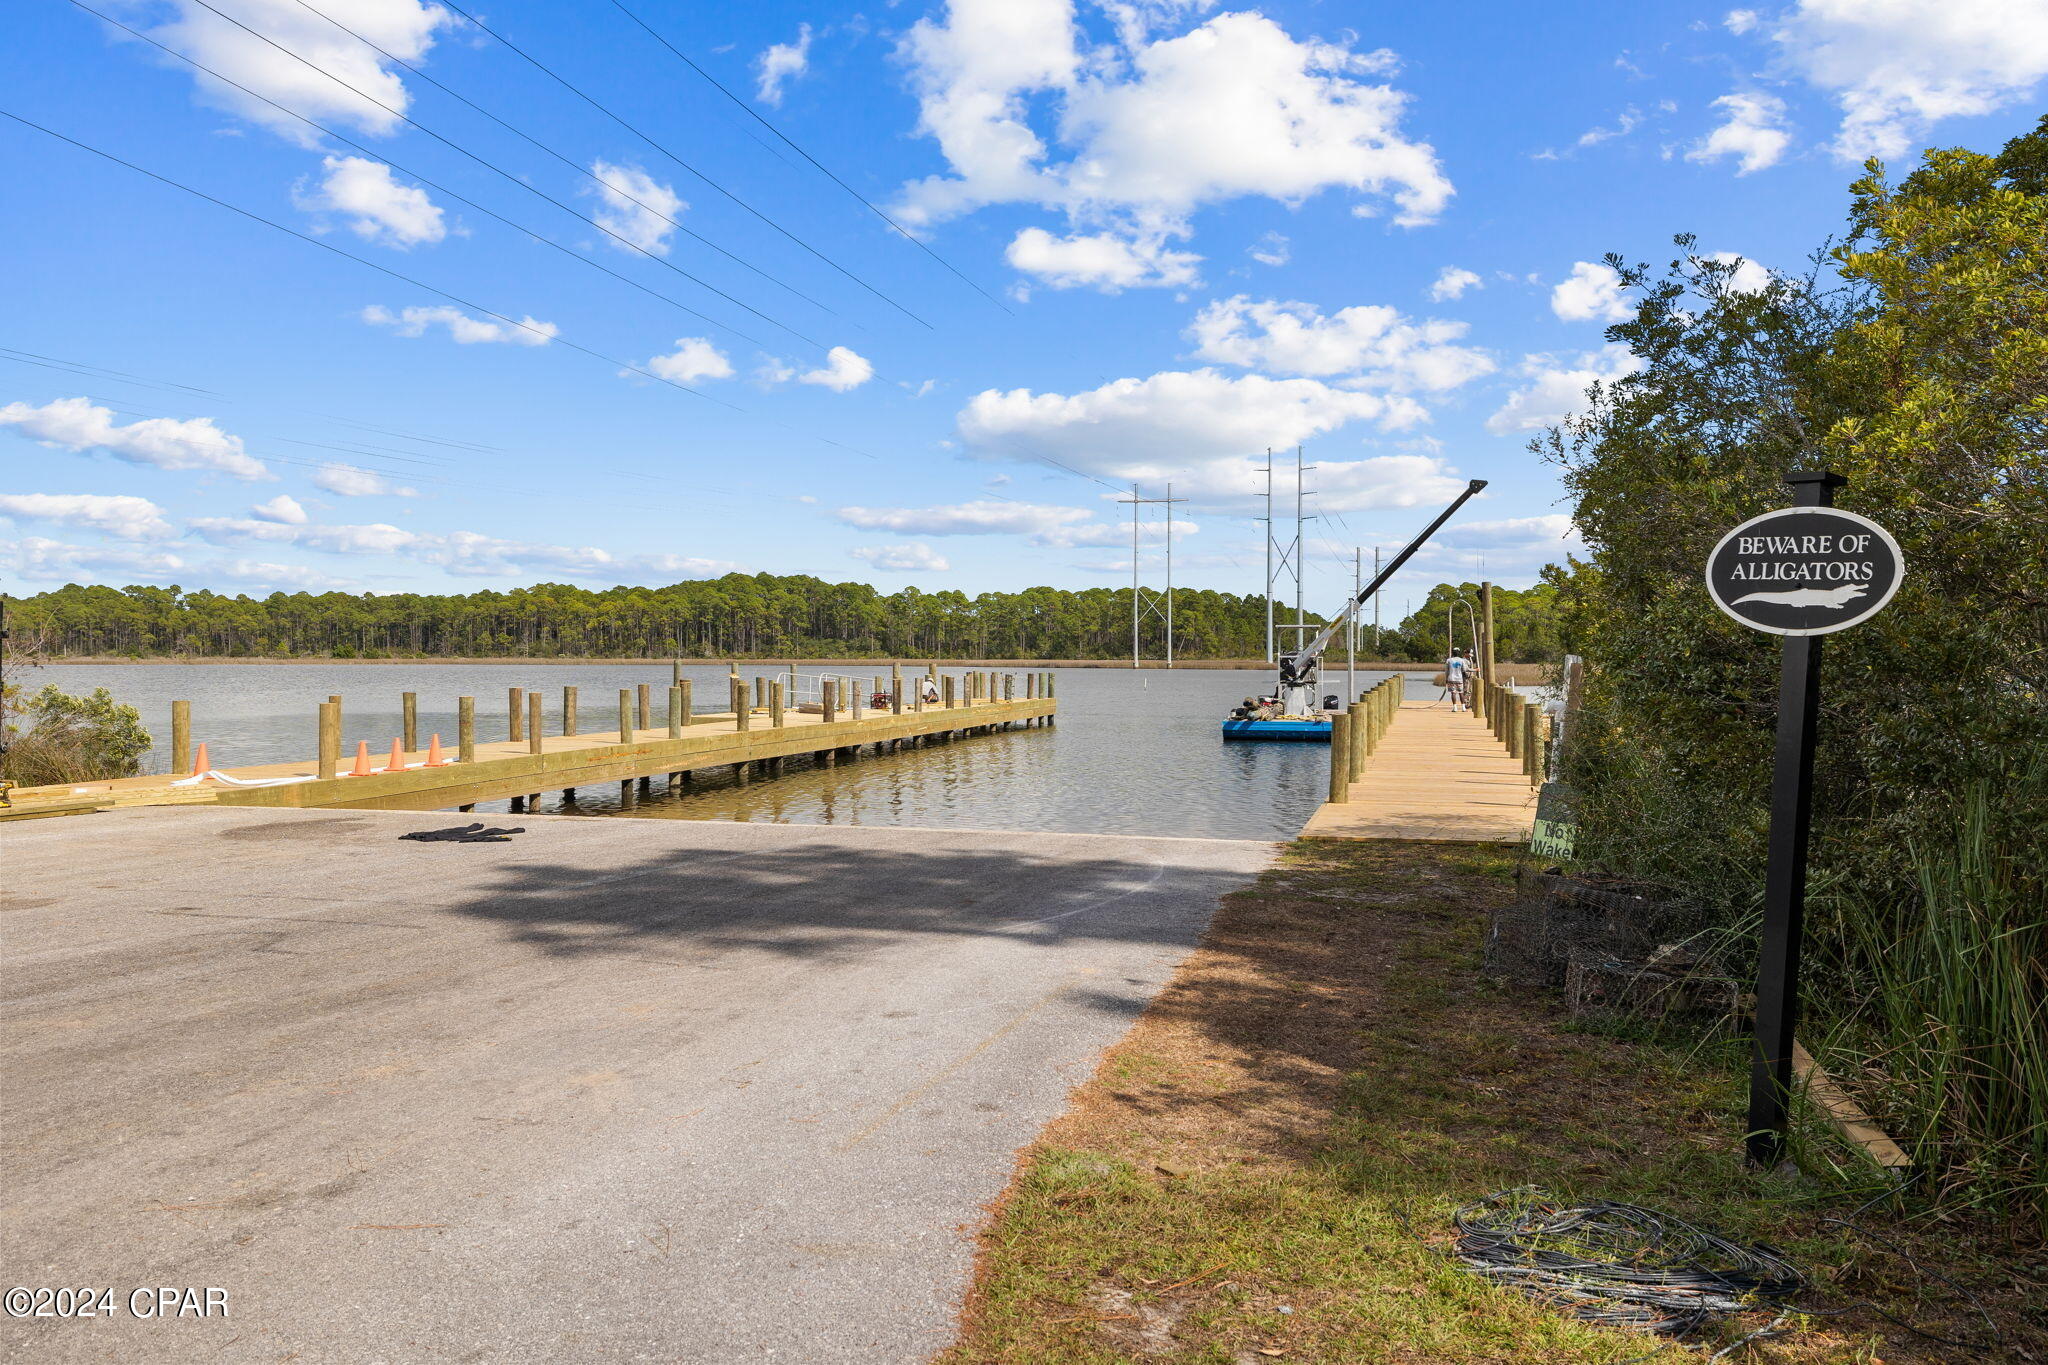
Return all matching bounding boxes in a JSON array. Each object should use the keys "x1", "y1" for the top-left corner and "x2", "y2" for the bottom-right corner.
[{"x1": 1119, "y1": 482, "x2": 1186, "y2": 668}]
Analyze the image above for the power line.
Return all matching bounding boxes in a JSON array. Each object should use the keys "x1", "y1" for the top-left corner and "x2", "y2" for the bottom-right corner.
[
  {"x1": 69, "y1": 4, "x2": 781, "y2": 354},
  {"x1": 0, "y1": 108, "x2": 742, "y2": 409},
  {"x1": 272, "y1": 0, "x2": 840, "y2": 327},
  {"x1": 5, "y1": 381, "x2": 774, "y2": 521},
  {"x1": 0, "y1": 345, "x2": 498, "y2": 455},
  {"x1": 0, "y1": 344, "x2": 225, "y2": 399},
  {"x1": 0, "y1": 123, "x2": 915, "y2": 475},
  {"x1": 433, "y1": 0, "x2": 936, "y2": 331},
  {"x1": 2, "y1": 118, "x2": 1119, "y2": 511},
  {"x1": 144, "y1": 0, "x2": 826, "y2": 350},
  {"x1": 601, "y1": 0, "x2": 1010, "y2": 315}
]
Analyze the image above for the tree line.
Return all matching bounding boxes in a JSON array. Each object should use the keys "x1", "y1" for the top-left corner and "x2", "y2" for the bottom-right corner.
[{"x1": 3, "y1": 575, "x2": 1561, "y2": 663}]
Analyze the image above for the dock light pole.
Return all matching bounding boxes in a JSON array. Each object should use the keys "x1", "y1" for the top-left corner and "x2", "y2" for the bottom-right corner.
[{"x1": 1347, "y1": 549, "x2": 1359, "y2": 701}]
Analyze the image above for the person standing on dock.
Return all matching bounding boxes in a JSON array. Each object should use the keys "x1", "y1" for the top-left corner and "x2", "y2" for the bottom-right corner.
[{"x1": 1444, "y1": 648, "x2": 1472, "y2": 711}]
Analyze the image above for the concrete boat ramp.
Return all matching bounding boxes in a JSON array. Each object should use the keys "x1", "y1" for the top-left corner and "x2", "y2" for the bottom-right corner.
[{"x1": 1, "y1": 806, "x2": 1273, "y2": 1362}]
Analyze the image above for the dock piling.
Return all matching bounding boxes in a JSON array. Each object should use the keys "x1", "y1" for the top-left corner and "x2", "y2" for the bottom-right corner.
[
  {"x1": 677, "y1": 680, "x2": 693, "y2": 728},
  {"x1": 732, "y1": 677, "x2": 750, "y2": 731},
  {"x1": 317, "y1": 701, "x2": 339, "y2": 779},
  {"x1": 771, "y1": 680, "x2": 786, "y2": 727},
  {"x1": 509, "y1": 687, "x2": 524, "y2": 742},
  {"x1": 1328, "y1": 711, "x2": 1352, "y2": 803},
  {"x1": 563, "y1": 686, "x2": 578, "y2": 737},
  {"x1": 458, "y1": 697, "x2": 475, "y2": 763},
  {"x1": 527, "y1": 693, "x2": 543, "y2": 755},
  {"x1": 618, "y1": 689, "x2": 633, "y2": 744},
  {"x1": 170, "y1": 700, "x2": 192, "y2": 776},
  {"x1": 402, "y1": 692, "x2": 418, "y2": 753},
  {"x1": 637, "y1": 683, "x2": 651, "y2": 732},
  {"x1": 668, "y1": 686, "x2": 684, "y2": 738},
  {"x1": 823, "y1": 679, "x2": 838, "y2": 724}
]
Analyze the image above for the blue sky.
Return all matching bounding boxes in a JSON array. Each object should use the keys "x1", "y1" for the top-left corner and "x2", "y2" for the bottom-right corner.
[{"x1": 3, "y1": 0, "x2": 2042, "y2": 620}]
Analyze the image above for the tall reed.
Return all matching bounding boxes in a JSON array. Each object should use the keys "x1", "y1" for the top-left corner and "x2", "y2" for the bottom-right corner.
[{"x1": 1817, "y1": 775, "x2": 2047, "y2": 1230}]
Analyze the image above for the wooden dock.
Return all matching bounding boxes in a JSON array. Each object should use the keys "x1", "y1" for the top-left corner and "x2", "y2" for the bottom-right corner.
[
  {"x1": 1, "y1": 672, "x2": 1055, "y2": 818},
  {"x1": 1302, "y1": 692, "x2": 1539, "y2": 842}
]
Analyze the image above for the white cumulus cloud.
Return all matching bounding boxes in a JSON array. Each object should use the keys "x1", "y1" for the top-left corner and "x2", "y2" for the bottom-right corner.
[
  {"x1": 310, "y1": 462, "x2": 415, "y2": 497},
  {"x1": 1428, "y1": 266, "x2": 1481, "y2": 301},
  {"x1": 1686, "y1": 92, "x2": 1791, "y2": 175},
  {"x1": 293, "y1": 155, "x2": 447, "y2": 247},
  {"x1": 799, "y1": 346, "x2": 874, "y2": 392},
  {"x1": 250, "y1": 493, "x2": 309, "y2": 524},
  {"x1": 191, "y1": 516, "x2": 420, "y2": 555},
  {"x1": 955, "y1": 369, "x2": 1462, "y2": 512},
  {"x1": 361, "y1": 304, "x2": 557, "y2": 346},
  {"x1": 1550, "y1": 261, "x2": 1632, "y2": 323},
  {"x1": 1417, "y1": 513, "x2": 1586, "y2": 578},
  {"x1": 0, "y1": 397, "x2": 268, "y2": 480},
  {"x1": 187, "y1": 513, "x2": 742, "y2": 582},
  {"x1": 1485, "y1": 345, "x2": 1644, "y2": 435},
  {"x1": 896, "y1": 0, "x2": 1451, "y2": 287},
  {"x1": 640, "y1": 337, "x2": 734, "y2": 385},
  {"x1": 1766, "y1": 0, "x2": 2048, "y2": 161},
  {"x1": 136, "y1": 0, "x2": 453, "y2": 147},
  {"x1": 834, "y1": 499, "x2": 1149, "y2": 547},
  {"x1": 587, "y1": 160, "x2": 685, "y2": 255},
  {"x1": 851, "y1": 543, "x2": 951, "y2": 572},
  {"x1": 960, "y1": 370, "x2": 1422, "y2": 466},
  {"x1": 1706, "y1": 251, "x2": 1773, "y2": 295},
  {"x1": 756, "y1": 23, "x2": 812, "y2": 105},
  {"x1": 1006, "y1": 226, "x2": 1201, "y2": 290},
  {"x1": 0, "y1": 492, "x2": 175, "y2": 540},
  {"x1": 1, "y1": 536, "x2": 188, "y2": 583},
  {"x1": 1187, "y1": 296, "x2": 1494, "y2": 391},
  {"x1": 1249, "y1": 232, "x2": 1290, "y2": 267}
]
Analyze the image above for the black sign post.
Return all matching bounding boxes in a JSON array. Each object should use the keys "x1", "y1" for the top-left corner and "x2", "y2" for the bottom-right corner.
[{"x1": 1704, "y1": 471, "x2": 1903, "y2": 1168}]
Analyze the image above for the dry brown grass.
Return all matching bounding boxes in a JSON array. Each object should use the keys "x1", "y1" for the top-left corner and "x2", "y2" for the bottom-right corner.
[{"x1": 943, "y1": 839, "x2": 2044, "y2": 1364}]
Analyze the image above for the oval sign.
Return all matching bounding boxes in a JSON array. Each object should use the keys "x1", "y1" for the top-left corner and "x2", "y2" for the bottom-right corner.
[{"x1": 1706, "y1": 506, "x2": 1903, "y2": 636}]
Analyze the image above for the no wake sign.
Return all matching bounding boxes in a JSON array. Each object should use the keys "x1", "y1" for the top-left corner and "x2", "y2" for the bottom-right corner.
[{"x1": 1706, "y1": 506, "x2": 1904, "y2": 636}]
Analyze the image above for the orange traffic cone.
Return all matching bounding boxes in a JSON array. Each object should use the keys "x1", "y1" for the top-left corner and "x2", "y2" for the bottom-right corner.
[
  {"x1": 387, "y1": 738, "x2": 405, "y2": 773},
  {"x1": 350, "y1": 741, "x2": 372, "y2": 776},
  {"x1": 425, "y1": 733, "x2": 447, "y2": 767},
  {"x1": 191, "y1": 742, "x2": 210, "y2": 777}
]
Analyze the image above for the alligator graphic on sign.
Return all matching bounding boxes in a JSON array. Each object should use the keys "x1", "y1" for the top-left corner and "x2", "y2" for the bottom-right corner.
[{"x1": 1728, "y1": 583, "x2": 1871, "y2": 610}]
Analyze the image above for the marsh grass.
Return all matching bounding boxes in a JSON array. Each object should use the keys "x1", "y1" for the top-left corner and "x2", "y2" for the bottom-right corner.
[{"x1": 1812, "y1": 778, "x2": 2047, "y2": 1230}]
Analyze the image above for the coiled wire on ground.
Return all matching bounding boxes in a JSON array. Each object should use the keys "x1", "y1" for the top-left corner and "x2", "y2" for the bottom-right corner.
[{"x1": 1448, "y1": 1187, "x2": 1805, "y2": 1337}]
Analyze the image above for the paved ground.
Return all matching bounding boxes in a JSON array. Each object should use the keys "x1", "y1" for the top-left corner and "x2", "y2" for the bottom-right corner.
[{"x1": 0, "y1": 806, "x2": 1273, "y2": 1363}]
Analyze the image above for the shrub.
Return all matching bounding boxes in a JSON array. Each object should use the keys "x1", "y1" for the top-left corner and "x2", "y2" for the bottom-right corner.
[
  {"x1": 1, "y1": 684, "x2": 153, "y2": 785},
  {"x1": 1540, "y1": 119, "x2": 2048, "y2": 1228}
]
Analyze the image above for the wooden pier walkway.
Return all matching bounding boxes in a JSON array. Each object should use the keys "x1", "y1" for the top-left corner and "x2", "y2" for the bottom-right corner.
[
  {"x1": 1302, "y1": 695, "x2": 1539, "y2": 842},
  {"x1": 2, "y1": 682, "x2": 1054, "y2": 819}
]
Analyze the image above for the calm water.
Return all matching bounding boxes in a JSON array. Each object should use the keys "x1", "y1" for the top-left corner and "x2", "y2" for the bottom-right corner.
[{"x1": 38, "y1": 663, "x2": 1432, "y2": 841}]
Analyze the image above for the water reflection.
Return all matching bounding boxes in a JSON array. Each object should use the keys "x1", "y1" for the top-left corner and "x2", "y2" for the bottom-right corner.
[{"x1": 46, "y1": 663, "x2": 1425, "y2": 842}]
